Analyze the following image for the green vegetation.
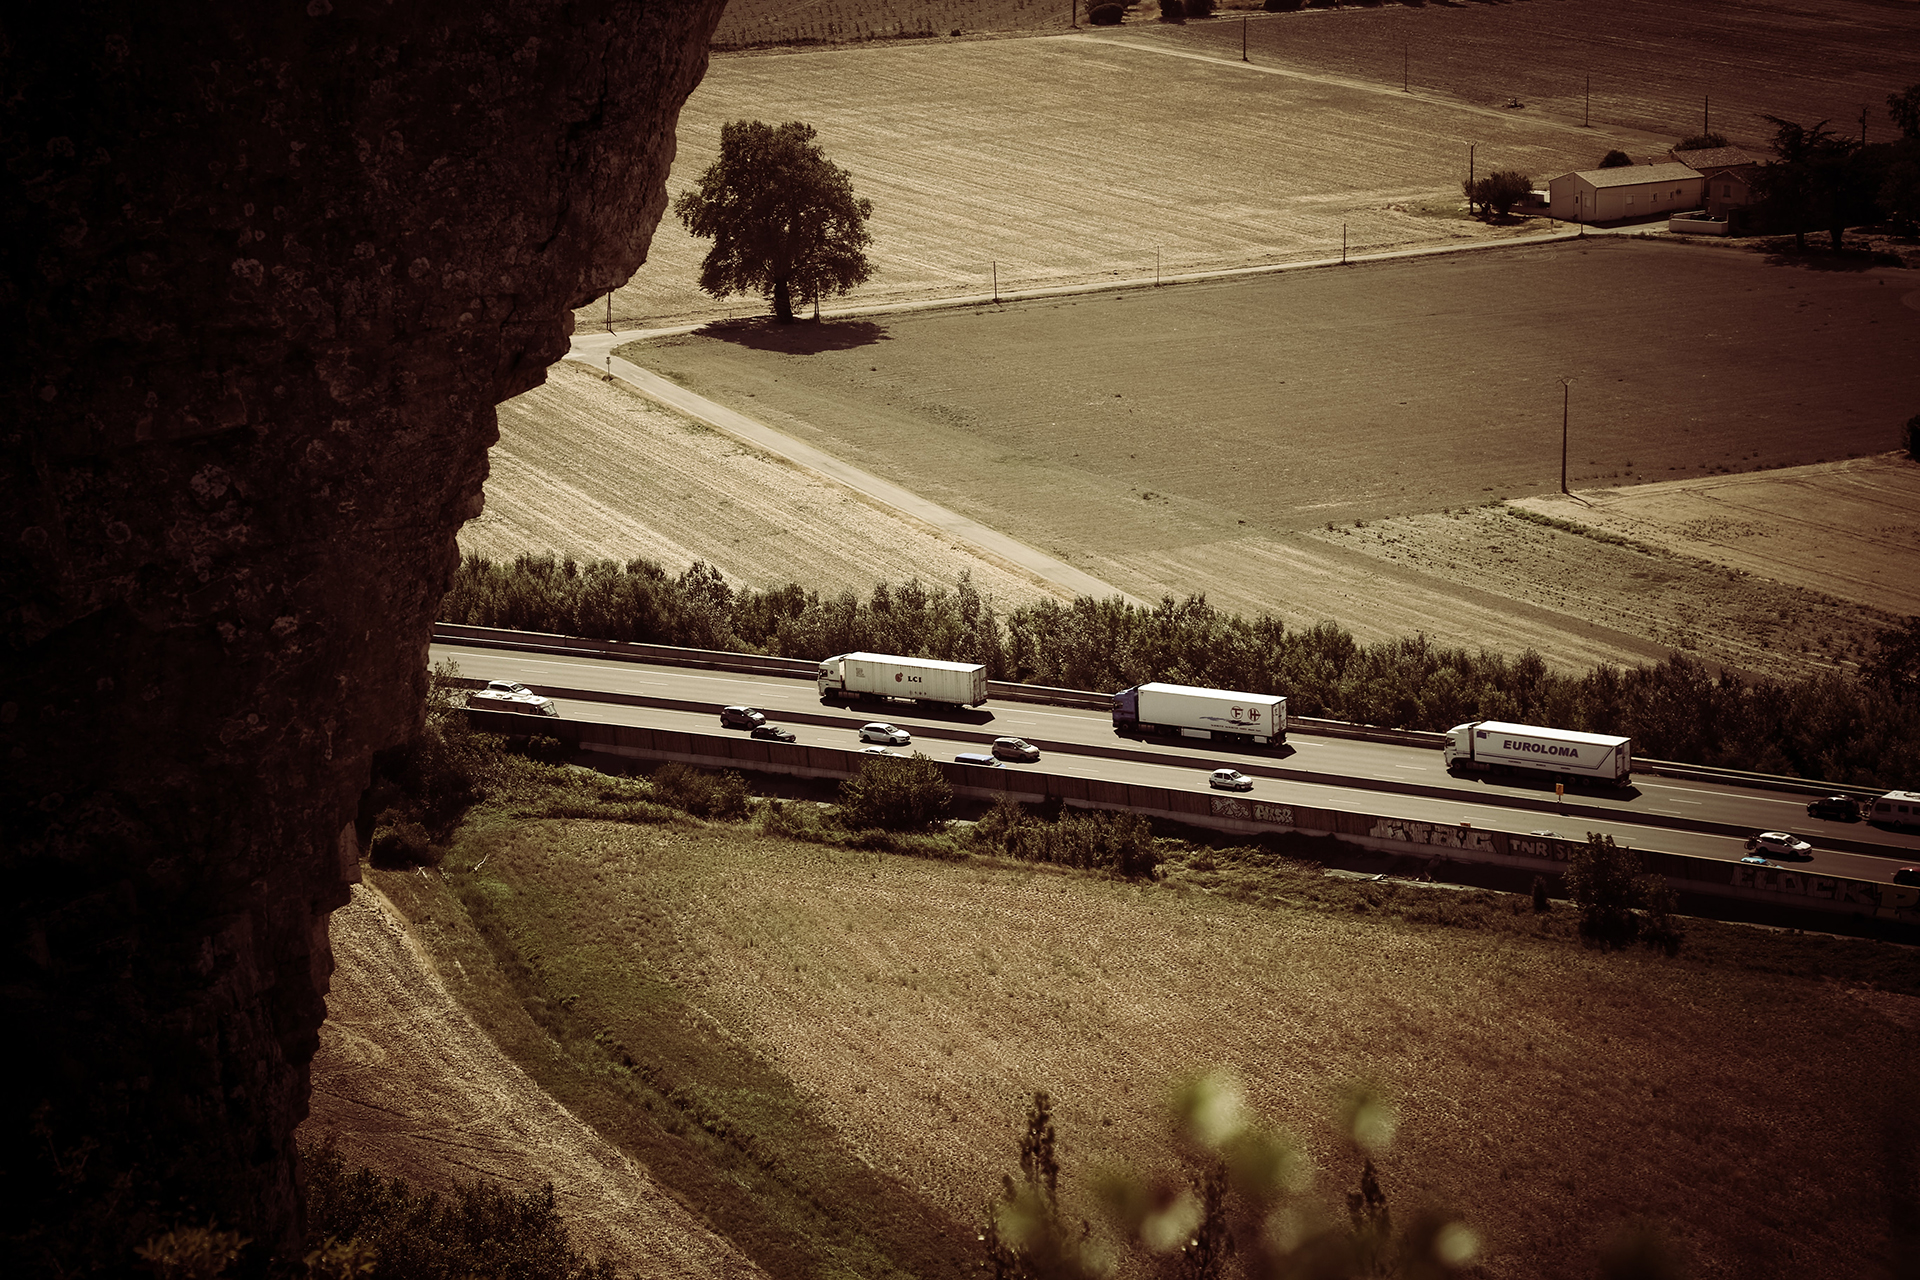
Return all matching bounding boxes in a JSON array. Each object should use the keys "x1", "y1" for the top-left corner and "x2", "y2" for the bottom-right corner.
[
  {"x1": 837, "y1": 752, "x2": 954, "y2": 831},
  {"x1": 1563, "y1": 833, "x2": 1682, "y2": 955},
  {"x1": 673, "y1": 120, "x2": 874, "y2": 323},
  {"x1": 1464, "y1": 169, "x2": 1531, "y2": 220},
  {"x1": 1676, "y1": 132, "x2": 1728, "y2": 151},
  {"x1": 442, "y1": 552, "x2": 1920, "y2": 786},
  {"x1": 1597, "y1": 150, "x2": 1634, "y2": 169},
  {"x1": 301, "y1": 1144, "x2": 614, "y2": 1280}
]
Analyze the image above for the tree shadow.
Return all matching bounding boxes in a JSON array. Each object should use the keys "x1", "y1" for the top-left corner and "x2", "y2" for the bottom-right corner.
[
  {"x1": 1759, "y1": 241, "x2": 1909, "y2": 271},
  {"x1": 697, "y1": 317, "x2": 891, "y2": 354}
]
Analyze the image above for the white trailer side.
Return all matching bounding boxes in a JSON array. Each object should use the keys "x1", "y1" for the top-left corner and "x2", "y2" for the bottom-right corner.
[
  {"x1": 1443, "y1": 720, "x2": 1632, "y2": 782},
  {"x1": 816, "y1": 652, "x2": 990, "y2": 707}
]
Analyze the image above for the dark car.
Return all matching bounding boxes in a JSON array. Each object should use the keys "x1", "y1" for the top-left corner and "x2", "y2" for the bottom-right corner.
[
  {"x1": 1806, "y1": 795, "x2": 1861, "y2": 821},
  {"x1": 720, "y1": 706, "x2": 765, "y2": 729},
  {"x1": 750, "y1": 723, "x2": 796, "y2": 742},
  {"x1": 991, "y1": 736, "x2": 1041, "y2": 763},
  {"x1": 1894, "y1": 867, "x2": 1920, "y2": 887}
]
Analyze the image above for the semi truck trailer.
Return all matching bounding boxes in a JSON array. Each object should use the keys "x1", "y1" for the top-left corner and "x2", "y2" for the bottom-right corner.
[
  {"x1": 1443, "y1": 720, "x2": 1632, "y2": 783},
  {"x1": 1112, "y1": 682, "x2": 1286, "y2": 745},
  {"x1": 816, "y1": 652, "x2": 990, "y2": 707}
]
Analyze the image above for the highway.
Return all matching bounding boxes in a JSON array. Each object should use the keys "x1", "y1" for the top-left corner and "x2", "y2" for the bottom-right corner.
[{"x1": 432, "y1": 643, "x2": 1920, "y2": 885}]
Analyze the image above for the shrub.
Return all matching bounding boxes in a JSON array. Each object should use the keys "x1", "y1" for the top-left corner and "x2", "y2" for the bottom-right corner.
[
  {"x1": 1089, "y1": 2, "x2": 1124, "y2": 22},
  {"x1": 759, "y1": 797, "x2": 830, "y2": 841},
  {"x1": 649, "y1": 761, "x2": 750, "y2": 820},
  {"x1": 1265, "y1": 0, "x2": 1302, "y2": 8},
  {"x1": 1563, "y1": 833, "x2": 1682, "y2": 952},
  {"x1": 1475, "y1": 169, "x2": 1533, "y2": 218},
  {"x1": 1598, "y1": 150, "x2": 1634, "y2": 169},
  {"x1": 1906, "y1": 412, "x2": 1920, "y2": 460},
  {"x1": 370, "y1": 818, "x2": 436, "y2": 868},
  {"x1": 1158, "y1": 0, "x2": 1185, "y2": 20},
  {"x1": 1677, "y1": 132, "x2": 1728, "y2": 151},
  {"x1": 302, "y1": 1142, "x2": 614, "y2": 1280},
  {"x1": 1531, "y1": 875, "x2": 1551, "y2": 913},
  {"x1": 970, "y1": 796, "x2": 1162, "y2": 878},
  {"x1": 1185, "y1": 0, "x2": 1214, "y2": 15},
  {"x1": 837, "y1": 752, "x2": 953, "y2": 831}
]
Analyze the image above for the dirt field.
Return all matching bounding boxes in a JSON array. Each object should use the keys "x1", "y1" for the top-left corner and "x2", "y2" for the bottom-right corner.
[
  {"x1": 593, "y1": 31, "x2": 1607, "y2": 329},
  {"x1": 461, "y1": 360, "x2": 1064, "y2": 604},
  {"x1": 427, "y1": 820, "x2": 1920, "y2": 1278},
  {"x1": 610, "y1": 237, "x2": 1919, "y2": 672},
  {"x1": 300, "y1": 884, "x2": 762, "y2": 1278},
  {"x1": 599, "y1": 0, "x2": 1920, "y2": 330}
]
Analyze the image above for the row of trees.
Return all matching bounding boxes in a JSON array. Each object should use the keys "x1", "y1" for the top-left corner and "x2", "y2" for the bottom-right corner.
[
  {"x1": 442, "y1": 552, "x2": 1920, "y2": 786},
  {"x1": 1744, "y1": 85, "x2": 1920, "y2": 248}
]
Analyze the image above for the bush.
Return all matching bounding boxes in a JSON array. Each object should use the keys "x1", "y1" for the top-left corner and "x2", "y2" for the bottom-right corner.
[
  {"x1": 1185, "y1": 0, "x2": 1214, "y2": 14},
  {"x1": 1473, "y1": 169, "x2": 1533, "y2": 218},
  {"x1": 1265, "y1": 0, "x2": 1302, "y2": 8},
  {"x1": 1906, "y1": 412, "x2": 1920, "y2": 460},
  {"x1": 1563, "y1": 833, "x2": 1681, "y2": 953},
  {"x1": 302, "y1": 1142, "x2": 614, "y2": 1280},
  {"x1": 370, "y1": 818, "x2": 436, "y2": 868},
  {"x1": 649, "y1": 761, "x2": 750, "y2": 820},
  {"x1": 1089, "y1": 2, "x2": 1124, "y2": 22},
  {"x1": 970, "y1": 796, "x2": 1162, "y2": 878},
  {"x1": 1677, "y1": 132, "x2": 1728, "y2": 151},
  {"x1": 1531, "y1": 875, "x2": 1551, "y2": 913},
  {"x1": 1597, "y1": 150, "x2": 1634, "y2": 169},
  {"x1": 1158, "y1": 0, "x2": 1185, "y2": 19},
  {"x1": 837, "y1": 752, "x2": 953, "y2": 832}
]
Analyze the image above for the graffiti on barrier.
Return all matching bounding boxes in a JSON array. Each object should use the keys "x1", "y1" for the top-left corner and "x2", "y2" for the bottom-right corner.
[
  {"x1": 1729, "y1": 864, "x2": 1882, "y2": 908},
  {"x1": 1508, "y1": 836, "x2": 1575, "y2": 863},
  {"x1": 1210, "y1": 797, "x2": 1296, "y2": 826},
  {"x1": 1369, "y1": 818, "x2": 1496, "y2": 853}
]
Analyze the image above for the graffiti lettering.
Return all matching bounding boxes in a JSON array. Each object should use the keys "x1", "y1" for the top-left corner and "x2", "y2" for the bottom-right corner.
[
  {"x1": 1729, "y1": 865, "x2": 1881, "y2": 907},
  {"x1": 1369, "y1": 818, "x2": 1495, "y2": 853},
  {"x1": 1209, "y1": 797, "x2": 1296, "y2": 827},
  {"x1": 1253, "y1": 802, "x2": 1294, "y2": 826},
  {"x1": 1508, "y1": 836, "x2": 1574, "y2": 863}
]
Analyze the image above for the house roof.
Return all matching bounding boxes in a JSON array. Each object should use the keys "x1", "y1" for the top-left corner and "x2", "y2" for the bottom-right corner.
[
  {"x1": 1671, "y1": 146, "x2": 1763, "y2": 171},
  {"x1": 1560, "y1": 161, "x2": 1704, "y2": 189}
]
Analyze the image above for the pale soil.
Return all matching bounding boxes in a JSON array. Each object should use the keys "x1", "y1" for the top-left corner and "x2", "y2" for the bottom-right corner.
[
  {"x1": 300, "y1": 883, "x2": 764, "y2": 1280},
  {"x1": 461, "y1": 360, "x2": 1064, "y2": 605},
  {"x1": 550, "y1": 827, "x2": 1917, "y2": 1278}
]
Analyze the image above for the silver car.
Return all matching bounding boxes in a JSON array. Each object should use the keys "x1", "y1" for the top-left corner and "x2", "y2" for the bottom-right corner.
[{"x1": 859, "y1": 722, "x2": 911, "y2": 746}]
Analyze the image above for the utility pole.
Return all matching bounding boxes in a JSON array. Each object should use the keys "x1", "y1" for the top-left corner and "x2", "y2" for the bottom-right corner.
[
  {"x1": 991, "y1": 261, "x2": 998, "y2": 303},
  {"x1": 1243, "y1": 17, "x2": 1248, "y2": 62},
  {"x1": 1584, "y1": 75, "x2": 1590, "y2": 128},
  {"x1": 1468, "y1": 143, "x2": 1476, "y2": 215},
  {"x1": 1342, "y1": 223, "x2": 1348, "y2": 264},
  {"x1": 1860, "y1": 103, "x2": 1869, "y2": 145},
  {"x1": 1070, "y1": 0, "x2": 1077, "y2": 27},
  {"x1": 1704, "y1": 94, "x2": 1710, "y2": 138},
  {"x1": 605, "y1": 293, "x2": 612, "y2": 334},
  {"x1": 1561, "y1": 380, "x2": 1571, "y2": 494},
  {"x1": 1155, "y1": 249, "x2": 1161, "y2": 286},
  {"x1": 1403, "y1": 44, "x2": 1409, "y2": 92}
]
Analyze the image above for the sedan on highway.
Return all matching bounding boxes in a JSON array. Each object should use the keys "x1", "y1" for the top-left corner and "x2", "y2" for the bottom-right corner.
[
  {"x1": 1894, "y1": 867, "x2": 1920, "y2": 887},
  {"x1": 1751, "y1": 831, "x2": 1814, "y2": 861},
  {"x1": 955, "y1": 752, "x2": 1002, "y2": 767},
  {"x1": 1208, "y1": 768, "x2": 1254, "y2": 792},
  {"x1": 1806, "y1": 795, "x2": 1861, "y2": 821},
  {"x1": 1739, "y1": 853, "x2": 1777, "y2": 868},
  {"x1": 750, "y1": 724, "x2": 796, "y2": 742},
  {"x1": 860, "y1": 722, "x2": 911, "y2": 746},
  {"x1": 992, "y1": 736, "x2": 1041, "y2": 762},
  {"x1": 720, "y1": 706, "x2": 766, "y2": 729}
]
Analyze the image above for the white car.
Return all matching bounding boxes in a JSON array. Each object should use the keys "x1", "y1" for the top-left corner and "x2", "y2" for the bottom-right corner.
[
  {"x1": 467, "y1": 679, "x2": 558, "y2": 717},
  {"x1": 1751, "y1": 831, "x2": 1813, "y2": 861},
  {"x1": 859, "y1": 746, "x2": 898, "y2": 757},
  {"x1": 1208, "y1": 768, "x2": 1254, "y2": 792},
  {"x1": 859, "y1": 722, "x2": 911, "y2": 746}
]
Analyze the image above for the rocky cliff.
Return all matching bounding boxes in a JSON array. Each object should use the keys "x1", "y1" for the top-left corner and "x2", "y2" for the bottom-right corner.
[{"x1": 0, "y1": 1, "x2": 724, "y2": 1268}]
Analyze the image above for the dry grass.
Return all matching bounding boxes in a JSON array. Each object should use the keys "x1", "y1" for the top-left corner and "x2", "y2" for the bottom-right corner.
[
  {"x1": 421, "y1": 815, "x2": 1920, "y2": 1278},
  {"x1": 463, "y1": 361, "x2": 1062, "y2": 603}
]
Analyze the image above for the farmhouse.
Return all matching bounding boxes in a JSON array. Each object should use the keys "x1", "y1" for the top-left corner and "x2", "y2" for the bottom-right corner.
[
  {"x1": 1670, "y1": 145, "x2": 1766, "y2": 218},
  {"x1": 1549, "y1": 162, "x2": 1706, "y2": 224}
]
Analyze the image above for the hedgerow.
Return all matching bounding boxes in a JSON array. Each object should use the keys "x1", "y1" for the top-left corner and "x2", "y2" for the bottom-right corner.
[{"x1": 440, "y1": 552, "x2": 1920, "y2": 786}]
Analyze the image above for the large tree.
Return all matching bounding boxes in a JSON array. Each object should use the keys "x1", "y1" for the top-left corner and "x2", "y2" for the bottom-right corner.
[
  {"x1": 1755, "y1": 115, "x2": 1880, "y2": 251},
  {"x1": 674, "y1": 119, "x2": 874, "y2": 322}
]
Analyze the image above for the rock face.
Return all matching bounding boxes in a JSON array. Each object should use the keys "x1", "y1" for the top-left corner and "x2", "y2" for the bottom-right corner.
[{"x1": 0, "y1": 1, "x2": 724, "y2": 1268}]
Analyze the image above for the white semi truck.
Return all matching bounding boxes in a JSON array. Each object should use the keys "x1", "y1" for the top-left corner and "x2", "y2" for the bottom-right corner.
[
  {"x1": 1443, "y1": 720, "x2": 1632, "y2": 783},
  {"x1": 1111, "y1": 682, "x2": 1286, "y2": 745},
  {"x1": 816, "y1": 652, "x2": 990, "y2": 707}
]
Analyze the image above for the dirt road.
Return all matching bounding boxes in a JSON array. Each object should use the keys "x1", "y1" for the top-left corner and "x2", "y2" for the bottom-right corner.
[{"x1": 301, "y1": 883, "x2": 763, "y2": 1280}]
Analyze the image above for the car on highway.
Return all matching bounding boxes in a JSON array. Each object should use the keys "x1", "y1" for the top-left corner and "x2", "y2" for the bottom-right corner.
[
  {"x1": 1739, "y1": 853, "x2": 1777, "y2": 868},
  {"x1": 860, "y1": 722, "x2": 911, "y2": 746},
  {"x1": 1208, "y1": 768, "x2": 1254, "y2": 792},
  {"x1": 992, "y1": 736, "x2": 1041, "y2": 762},
  {"x1": 1893, "y1": 867, "x2": 1920, "y2": 887},
  {"x1": 859, "y1": 746, "x2": 899, "y2": 757},
  {"x1": 750, "y1": 724, "x2": 796, "y2": 742},
  {"x1": 954, "y1": 752, "x2": 1002, "y2": 767},
  {"x1": 1805, "y1": 795, "x2": 1861, "y2": 821},
  {"x1": 720, "y1": 706, "x2": 766, "y2": 729},
  {"x1": 1750, "y1": 831, "x2": 1814, "y2": 861},
  {"x1": 468, "y1": 679, "x2": 559, "y2": 716}
]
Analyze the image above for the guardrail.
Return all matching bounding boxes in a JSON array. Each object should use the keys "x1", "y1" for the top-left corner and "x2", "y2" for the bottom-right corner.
[{"x1": 434, "y1": 624, "x2": 1882, "y2": 798}]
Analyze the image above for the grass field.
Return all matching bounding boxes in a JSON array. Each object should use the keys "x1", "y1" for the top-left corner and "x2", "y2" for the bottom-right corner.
[{"x1": 376, "y1": 810, "x2": 1920, "y2": 1278}]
